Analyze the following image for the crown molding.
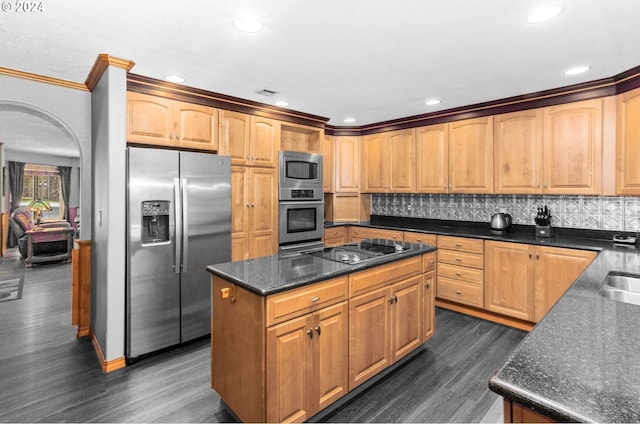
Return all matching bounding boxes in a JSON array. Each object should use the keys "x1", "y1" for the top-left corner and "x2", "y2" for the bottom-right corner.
[
  {"x1": 127, "y1": 73, "x2": 329, "y2": 128},
  {"x1": 85, "y1": 54, "x2": 135, "y2": 91},
  {"x1": 0, "y1": 66, "x2": 88, "y2": 91},
  {"x1": 326, "y1": 65, "x2": 640, "y2": 136}
]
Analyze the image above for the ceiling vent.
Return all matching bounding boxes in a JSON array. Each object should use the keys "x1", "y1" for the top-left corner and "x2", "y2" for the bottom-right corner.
[{"x1": 256, "y1": 88, "x2": 279, "y2": 97}]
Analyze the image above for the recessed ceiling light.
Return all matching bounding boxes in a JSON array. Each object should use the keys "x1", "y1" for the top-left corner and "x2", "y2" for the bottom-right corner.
[
  {"x1": 233, "y1": 17, "x2": 263, "y2": 33},
  {"x1": 526, "y1": 6, "x2": 563, "y2": 24},
  {"x1": 563, "y1": 66, "x2": 591, "y2": 76},
  {"x1": 425, "y1": 98, "x2": 441, "y2": 106},
  {"x1": 275, "y1": 100, "x2": 288, "y2": 107},
  {"x1": 164, "y1": 75, "x2": 185, "y2": 83},
  {"x1": 344, "y1": 117, "x2": 356, "y2": 124}
]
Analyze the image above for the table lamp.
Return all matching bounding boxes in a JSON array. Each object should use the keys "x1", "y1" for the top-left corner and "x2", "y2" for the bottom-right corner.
[{"x1": 27, "y1": 198, "x2": 52, "y2": 227}]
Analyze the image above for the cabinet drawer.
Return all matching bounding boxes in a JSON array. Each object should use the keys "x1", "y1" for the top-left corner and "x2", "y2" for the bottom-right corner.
[
  {"x1": 437, "y1": 236, "x2": 484, "y2": 254},
  {"x1": 349, "y1": 256, "x2": 422, "y2": 298},
  {"x1": 349, "y1": 227, "x2": 403, "y2": 242},
  {"x1": 438, "y1": 263, "x2": 484, "y2": 284},
  {"x1": 423, "y1": 252, "x2": 437, "y2": 273},
  {"x1": 267, "y1": 276, "x2": 348, "y2": 326},
  {"x1": 403, "y1": 231, "x2": 437, "y2": 246},
  {"x1": 437, "y1": 277, "x2": 484, "y2": 308},
  {"x1": 324, "y1": 227, "x2": 347, "y2": 240},
  {"x1": 438, "y1": 250, "x2": 484, "y2": 269}
]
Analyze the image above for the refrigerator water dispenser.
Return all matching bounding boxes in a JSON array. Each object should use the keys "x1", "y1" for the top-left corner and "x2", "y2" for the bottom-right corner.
[{"x1": 141, "y1": 200, "x2": 170, "y2": 244}]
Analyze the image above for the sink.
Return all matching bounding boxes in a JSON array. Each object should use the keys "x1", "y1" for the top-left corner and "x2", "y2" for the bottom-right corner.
[{"x1": 599, "y1": 272, "x2": 640, "y2": 306}]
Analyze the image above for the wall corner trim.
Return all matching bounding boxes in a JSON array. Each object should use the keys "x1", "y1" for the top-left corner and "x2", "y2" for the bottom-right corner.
[
  {"x1": 0, "y1": 66, "x2": 89, "y2": 92},
  {"x1": 85, "y1": 53, "x2": 136, "y2": 92},
  {"x1": 90, "y1": 328, "x2": 126, "y2": 373}
]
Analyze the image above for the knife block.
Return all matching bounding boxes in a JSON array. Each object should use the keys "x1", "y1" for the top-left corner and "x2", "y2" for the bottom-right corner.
[{"x1": 536, "y1": 225, "x2": 553, "y2": 238}]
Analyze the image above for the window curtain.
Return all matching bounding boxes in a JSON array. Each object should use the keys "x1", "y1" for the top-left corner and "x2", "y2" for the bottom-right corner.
[
  {"x1": 57, "y1": 166, "x2": 72, "y2": 222},
  {"x1": 7, "y1": 161, "x2": 25, "y2": 247}
]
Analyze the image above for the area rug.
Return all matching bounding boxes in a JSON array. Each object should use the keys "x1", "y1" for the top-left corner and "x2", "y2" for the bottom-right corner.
[{"x1": 0, "y1": 276, "x2": 24, "y2": 302}]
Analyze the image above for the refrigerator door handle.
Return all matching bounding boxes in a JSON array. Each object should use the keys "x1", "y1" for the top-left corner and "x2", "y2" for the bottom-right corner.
[
  {"x1": 181, "y1": 178, "x2": 188, "y2": 273},
  {"x1": 174, "y1": 178, "x2": 182, "y2": 274}
]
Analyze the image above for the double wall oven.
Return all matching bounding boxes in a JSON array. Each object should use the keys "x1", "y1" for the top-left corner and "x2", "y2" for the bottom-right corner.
[{"x1": 278, "y1": 151, "x2": 324, "y2": 253}]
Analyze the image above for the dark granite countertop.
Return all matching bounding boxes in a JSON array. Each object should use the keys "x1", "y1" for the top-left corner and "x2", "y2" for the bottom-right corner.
[
  {"x1": 328, "y1": 216, "x2": 640, "y2": 421},
  {"x1": 207, "y1": 239, "x2": 436, "y2": 296}
]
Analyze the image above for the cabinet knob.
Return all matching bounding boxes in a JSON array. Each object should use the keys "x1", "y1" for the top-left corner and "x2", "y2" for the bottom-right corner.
[
  {"x1": 537, "y1": 183, "x2": 540, "y2": 189},
  {"x1": 544, "y1": 183, "x2": 548, "y2": 189},
  {"x1": 455, "y1": 272, "x2": 462, "y2": 277},
  {"x1": 388, "y1": 295, "x2": 397, "y2": 304},
  {"x1": 536, "y1": 254, "x2": 540, "y2": 260},
  {"x1": 428, "y1": 260, "x2": 435, "y2": 265},
  {"x1": 311, "y1": 296, "x2": 320, "y2": 302},
  {"x1": 315, "y1": 325, "x2": 321, "y2": 336},
  {"x1": 251, "y1": 203, "x2": 255, "y2": 207},
  {"x1": 455, "y1": 257, "x2": 462, "y2": 262},
  {"x1": 307, "y1": 329, "x2": 313, "y2": 339},
  {"x1": 455, "y1": 243, "x2": 462, "y2": 247},
  {"x1": 169, "y1": 133, "x2": 174, "y2": 140},
  {"x1": 425, "y1": 283, "x2": 430, "y2": 288},
  {"x1": 455, "y1": 290, "x2": 462, "y2": 295},
  {"x1": 251, "y1": 155, "x2": 255, "y2": 160},
  {"x1": 529, "y1": 253, "x2": 532, "y2": 259}
]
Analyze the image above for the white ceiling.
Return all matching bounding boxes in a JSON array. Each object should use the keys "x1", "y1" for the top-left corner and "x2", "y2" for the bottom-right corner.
[{"x1": 1, "y1": 0, "x2": 640, "y2": 155}]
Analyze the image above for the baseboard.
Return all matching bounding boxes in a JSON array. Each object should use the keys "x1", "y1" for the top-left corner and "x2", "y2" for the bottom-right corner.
[
  {"x1": 90, "y1": 328, "x2": 126, "y2": 373},
  {"x1": 76, "y1": 325, "x2": 90, "y2": 338},
  {"x1": 435, "y1": 299, "x2": 535, "y2": 332}
]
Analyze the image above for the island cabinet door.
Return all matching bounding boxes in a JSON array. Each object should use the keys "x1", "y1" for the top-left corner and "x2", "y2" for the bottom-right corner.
[
  {"x1": 390, "y1": 275, "x2": 423, "y2": 362},
  {"x1": 315, "y1": 301, "x2": 349, "y2": 412},
  {"x1": 349, "y1": 285, "x2": 392, "y2": 390},
  {"x1": 266, "y1": 314, "x2": 315, "y2": 423},
  {"x1": 422, "y1": 271, "x2": 436, "y2": 342}
]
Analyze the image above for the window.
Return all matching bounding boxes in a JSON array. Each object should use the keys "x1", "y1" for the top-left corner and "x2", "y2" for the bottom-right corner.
[{"x1": 21, "y1": 164, "x2": 64, "y2": 221}]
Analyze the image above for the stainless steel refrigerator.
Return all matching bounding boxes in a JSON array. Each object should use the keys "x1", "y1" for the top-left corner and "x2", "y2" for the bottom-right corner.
[{"x1": 126, "y1": 147, "x2": 231, "y2": 359}]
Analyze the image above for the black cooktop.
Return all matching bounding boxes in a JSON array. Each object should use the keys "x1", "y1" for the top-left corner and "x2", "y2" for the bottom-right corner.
[{"x1": 304, "y1": 240, "x2": 408, "y2": 265}]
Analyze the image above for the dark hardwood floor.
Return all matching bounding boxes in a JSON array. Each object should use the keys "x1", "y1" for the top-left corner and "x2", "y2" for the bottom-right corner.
[{"x1": 0, "y1": 249, "x2": 526, "y2": 423}]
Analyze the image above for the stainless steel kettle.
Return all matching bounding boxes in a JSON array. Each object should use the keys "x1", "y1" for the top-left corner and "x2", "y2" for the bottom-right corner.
[{"x1": 490, "y1": 212, "x2": 512, "y2": 231}]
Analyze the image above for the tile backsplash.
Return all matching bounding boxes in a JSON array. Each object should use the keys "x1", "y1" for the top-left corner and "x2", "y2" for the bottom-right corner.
[{"x1": 371, "y1": 194, "x2": 640, "y2": 232}]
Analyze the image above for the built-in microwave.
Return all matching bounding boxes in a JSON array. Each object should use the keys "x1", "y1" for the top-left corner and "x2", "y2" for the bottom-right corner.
[{"x1": 279, "y1": 151, "x2": 323, "y2": 201}]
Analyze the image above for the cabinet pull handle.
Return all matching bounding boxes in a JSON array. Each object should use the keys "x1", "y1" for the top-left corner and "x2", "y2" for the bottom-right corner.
[
  {"x1": 455, "y1": 243, "x2": 462, "y2": 247},
  {"x1": 455, "y1": 272, "x2": 462, "y2": 276},
  {"x1": 169, "y1": 132, "x2": 174, "y2": 140},
  {"x1": 455, "y1": 290, "x2": 462, "y2": 295},
  {"x1": 529, "y1": 253, "x2": 532, "y2": 259},
  {"x1": 388, "y1": 295, "x2": 397, "y2": 304},
  {"x1": 429, "y1": 260, "x2": 435, "y2": 265},
  {"x1": 537, "y1": 183, "x2": 540, "y2": 189},
  {"x1": 307, "y1": 329, "x2": 313, "y2": 339},
  {"x1": 455, "y1": 257, "x2": 462, "y2": 262},
  {"x1": 544, "y1": 183, "x2": 548, "y2": 189},
  {"x1": 425, "y1": 283, "x2": 430, "y2": 288},
  {"x1": 315, "y1": 326, "x2": 321, "y2": 336},
  {"x1": 311, "y1": 296, "x2": 320, "y2": 302},
  {"x1": 536, "y1": 254, "x2": 540, "y2": 259}
]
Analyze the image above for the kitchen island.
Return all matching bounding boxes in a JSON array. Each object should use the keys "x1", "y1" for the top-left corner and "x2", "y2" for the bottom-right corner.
[{"x1": 207, "y1": 239, "x2": 436, "y2": 423}]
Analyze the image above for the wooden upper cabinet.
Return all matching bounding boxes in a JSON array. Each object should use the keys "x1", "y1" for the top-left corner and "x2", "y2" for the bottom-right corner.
[
  {"x1": 448, "y1": 117, "x2": 494, "y2": 193},
  {"x1": 174, "y1": 101, "x2": 218, "y2": 150},
  {"x1": 219, "y1": 110, "x2": 251, "y2": 165},
  {"x1": 250, "y1": 116, "x2": 280, "y2": 168},
  {"x1": 542, "y1": 99, "x2": 602, "y2": 194},
  {"x1": 219, "y1": 112, "x2": 279, "y2": 167},
  {"x1": 126, "y1": 92, "x2": 217, "y2": 151},
  {"x1": 361, "y1": 129, "x2": 415, "y2": 193},
  {"x1": 334, "y1": 136, "x2": 360, "y2": 193},
  {"x1": 494, "y1": 109, "x2": 543, "y2": 194},
  {"x1": 361, "y1": 133, "x2": 388, "y2": 192},
  {"x1": 616, "y1": 88, "x2": 640, "y2": 194},
  {"x1": 281, "y1": 123, "x2": 323, "y2": 154},
  {"x1": 416, "y1": 124, "x2": 449, "y2": 193},
  {"x1": 126, "y1": 92, "x2": 173, "y2": 146},
  {"x1": 322, "y1": 134, "x2": 334, "y2": 192}
]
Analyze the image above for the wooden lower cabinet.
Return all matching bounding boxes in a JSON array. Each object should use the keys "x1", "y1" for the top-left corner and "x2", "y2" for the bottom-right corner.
[
  {"x1": 422, "y1": 270, "x2": 436, "y2": 341},
  {"x1": 485, "y1": 241, "x2": 596, "y2": 323},
  {"x1": 266, "y1": 301, "x2": 348, "y2": 423},
  {"x1": 504, "y1": 399, "x2": 555, "y2": 423},
  {"x1": 534, "y1": 246, "x2": 596, "y2": 321},
  {"x1": 403, "y1": 231, "x2": 438, "y2": 246},
  {"x1": 485, "y1": 241, "x2": 535, "y2": 322}
]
